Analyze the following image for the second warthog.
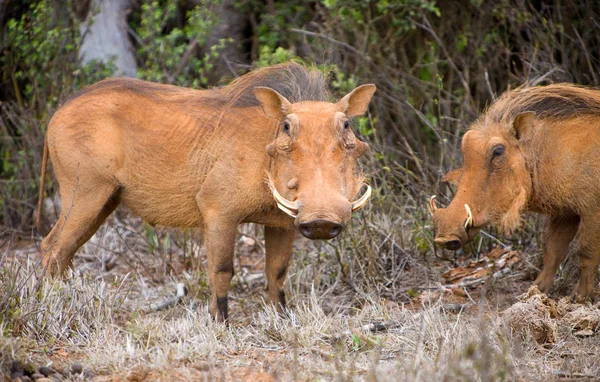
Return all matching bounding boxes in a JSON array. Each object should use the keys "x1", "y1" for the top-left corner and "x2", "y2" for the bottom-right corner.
[
  {"x1": 36, "y1": 63, "x2": 375, "y2": 320},
  {"x1": 433, "y1": 84, "x2": 600, "y2": 300}
]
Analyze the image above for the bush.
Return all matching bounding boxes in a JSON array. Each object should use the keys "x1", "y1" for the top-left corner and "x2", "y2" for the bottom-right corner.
[
  {"x1": 134, "y1": 0, "x2": 226, "y2": 87},
  {"x1": 0, "y1": 0, "x2": 114, "y2": 231}
]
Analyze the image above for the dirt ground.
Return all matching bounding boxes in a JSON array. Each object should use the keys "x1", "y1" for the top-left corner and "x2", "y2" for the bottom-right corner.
[{"x1": 1, "y1": 210, "x2": 599, "y2": 381}]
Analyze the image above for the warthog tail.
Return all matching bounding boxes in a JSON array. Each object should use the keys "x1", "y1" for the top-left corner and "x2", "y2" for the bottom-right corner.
[{"x1": 35, "y1": 136, "x2": 49, "y2": 231}]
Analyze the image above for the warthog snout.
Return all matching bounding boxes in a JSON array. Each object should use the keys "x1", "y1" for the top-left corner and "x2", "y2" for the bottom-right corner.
[
  {"x1": 434, "y1": 237, "x2": 462, "y2": 251},
  {"x1": 268, "y1": 175, "x2": 372, "y2": 241},
  {"x1": 432, "y1": 198, "x2": 478, "y2": 251},
  {"x1": 294, "y1": 194, "x2": 352, "y2": 240},
  {"x1": 299, "y1": 219, "x2": 343, "y2": 240}
]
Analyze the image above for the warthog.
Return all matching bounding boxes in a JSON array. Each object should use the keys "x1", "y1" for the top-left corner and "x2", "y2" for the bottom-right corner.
[
  {"x1": 36, "y1": 63, "x2": 375, "y2": 320},
  {"x1": 432, "y1": 84, "x2": 600, "y2": 300}
]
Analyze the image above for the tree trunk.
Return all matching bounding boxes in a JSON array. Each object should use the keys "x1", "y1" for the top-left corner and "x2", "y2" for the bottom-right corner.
[
  {"x1": 205, "y1": 0, "x2": 251, "y2": 82},
  {"x1": 78, "y1": 0, "x2": 137, "y2": 77},
  {"x1": 0, "y1": 0, "x2": 6, "y2": 28}
]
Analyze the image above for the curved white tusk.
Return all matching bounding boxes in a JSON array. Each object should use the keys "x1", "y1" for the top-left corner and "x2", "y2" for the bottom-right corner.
[
  {"x1": 351, "y1": 184, "x2": 372, "y2": 211},
  {"x1": 464, "y1": 203, "x2": 473, "y2": 229},
  {"x1": 271, "y1": 184, "x2": 299, "y2": 211},
  {"x1": 276, "y1": 203, "x2": 298, "y2": 218},
  {"x1": 429, "y1": 195, "x2": 439, "y2": 215},
  {"x1": 267, "y1": 176, "x2": 299, "y2": 218}
]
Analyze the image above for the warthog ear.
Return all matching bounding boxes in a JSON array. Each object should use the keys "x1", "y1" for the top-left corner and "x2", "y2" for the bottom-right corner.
[
  {"x1": 254, "y1": 87, "x2": 293, "y2": 119},
  {"x1": 512, "y1": 112, "x2": 536, "y2": 140},
  {"x1": 443, "y1": 168, "x2": 463, "y2": 187},
  {"x1": 338, "y1": 84, "x2": 377, "y2": 118}
]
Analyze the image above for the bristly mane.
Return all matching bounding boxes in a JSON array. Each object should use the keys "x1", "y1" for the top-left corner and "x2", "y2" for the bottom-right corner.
[
  {"x1": 480, "y1": 84, "x2": 600, "y2": 126},
  {"x1": 67, "y1": 62, "x2": 330, "y2": 110},
  {"x1": 219, "y1": 62, "x2": 330, "y2": 107}
]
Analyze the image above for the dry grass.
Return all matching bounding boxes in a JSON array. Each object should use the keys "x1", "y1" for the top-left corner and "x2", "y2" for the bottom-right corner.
[{"x1": 1, "y1": 206, "x2": 598, "y2": 381}]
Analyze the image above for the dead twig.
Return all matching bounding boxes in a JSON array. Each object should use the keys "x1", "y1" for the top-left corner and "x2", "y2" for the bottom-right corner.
[
  {"x1": 168, "y1": 37, "x2": 200, "y2": 84},
  {"x1": 409, "y1": 16, "x2": 473, "y2": 111},
  {"x1": 554, "y1": 371, "x2": 599, "y2": 379},
  {"x1": 145, "y1": 283, "x2": 187, "y2": 313},
  {"x1": 289, "y1": 28, "x2": 366, "y2": 58},
  {"x1": 334, "y1": 320, "x2": 400, "y2": 343}
]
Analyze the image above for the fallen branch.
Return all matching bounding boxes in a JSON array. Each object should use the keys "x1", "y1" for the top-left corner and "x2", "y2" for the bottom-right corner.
[
  {"x1": 441, "y1": 266, "x2": 514, "y2": 290},
  {"x1": 554, "y1": 372, "x2": 599, "y2": 379},
  {"x1": 145, "y1": 283, "x2": 187, "y2": 313},
  {"x1": 441, "y1": 248, "x2": 521, "y2": 286},
  {"x1": 337, "y1": 321, "x2": 399, "y2": 340}
]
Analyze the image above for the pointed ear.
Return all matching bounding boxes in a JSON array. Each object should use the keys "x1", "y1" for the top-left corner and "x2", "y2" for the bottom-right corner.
[
  {"x1": 442, "y1": 168, "x2": 463, "y2": 187},
  {"x1": 338, "y1": 84, "x2": 376, "y2": 118},
  {"x1": 253, "y1": 87, "x2": 293, "y2": 119},
  {"x1": 512, "y1": 112, "x2": 535, "y2": 140}
]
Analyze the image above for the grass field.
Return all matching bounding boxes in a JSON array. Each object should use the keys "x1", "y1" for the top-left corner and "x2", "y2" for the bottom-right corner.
[{"x1": 2, "y1": 205, "x2": 599, "y2": 381}]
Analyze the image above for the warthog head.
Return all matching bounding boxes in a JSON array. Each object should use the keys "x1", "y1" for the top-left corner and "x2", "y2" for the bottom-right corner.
[
  {"x1": 432, "y1": 112, "x2": 535, "y2": 250},
  {"x1": 254, "y1": 84, "x2": 376, "y2": 240}
]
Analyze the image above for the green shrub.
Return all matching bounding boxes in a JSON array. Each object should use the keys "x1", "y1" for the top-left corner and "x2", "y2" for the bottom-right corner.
[
  {"x1": 0, "y1": 0, "x2": 114, "y2": 230},
  {"x1": 135, "y1": 0, "x2": 227, "y2": 87}
]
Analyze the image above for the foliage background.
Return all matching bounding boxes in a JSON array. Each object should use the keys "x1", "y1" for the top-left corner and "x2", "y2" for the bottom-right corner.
[
  {"x1": 1, "y1": 1, "x2": 600, "y2": 379},
  {"x1": 2, "y1": 0, "x2": 600, "y2": 314},
  {"x1": 1, "y1": 0, "x2": 599, "y2": 310},
  {"x1": 2, "y1": 0, "x2": 600, "y2": 234}
]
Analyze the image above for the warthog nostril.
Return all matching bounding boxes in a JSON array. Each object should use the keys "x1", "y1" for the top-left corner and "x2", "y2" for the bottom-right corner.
[
  {"x1": 445, "y1": 240, "x2": 462, "y2": 251},
  {"x1": 299, "y1": 220, "x2": 343, "y2": 240},
  {"x1": 434, "y1": 238, "x2": 462, "y2": 251},
  {"x1": 444, "y1": 240, "x2": 462, "y2": 251}
]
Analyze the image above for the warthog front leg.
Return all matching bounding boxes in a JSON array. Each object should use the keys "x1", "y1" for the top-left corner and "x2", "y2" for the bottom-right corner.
[
  {"x1": 265, "y1": 227, "x2": 295, "y2": 311},
  {"x1": 534, "y1": 215, "x2": 580, "y2": 294},
  {"x1": 575, "y1": 215, "x2": 600, "y2": 301},
  {"x1": 203, "y1": 216, "x2": 237, "y2": 322}
]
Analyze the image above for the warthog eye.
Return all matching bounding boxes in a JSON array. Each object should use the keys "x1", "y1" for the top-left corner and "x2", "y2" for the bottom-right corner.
[
  {"x1": 492, "y1": 144, "x2": 505, "y2": 159},
  {"x1": 283, "y1": 121, "x2": 290, "y2": 133},
  {"x1": 343, "y1": 121, "x2": 350, "y2": 129}
]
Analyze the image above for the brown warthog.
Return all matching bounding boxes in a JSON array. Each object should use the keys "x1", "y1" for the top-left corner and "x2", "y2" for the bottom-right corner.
[
  {"x1": 36, "y1": 63, "x2": 375, "y2": 320},
  {"x1": 432, "y1": 84, "x2": 600, "y2": 300}
]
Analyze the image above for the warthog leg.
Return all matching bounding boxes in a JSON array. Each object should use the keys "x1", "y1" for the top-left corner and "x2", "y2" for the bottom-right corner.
[
  {"x1": 265, "y1": 226, "x2": 295, "y2": 311},
  {"x1": 204, "y1": 216, "x2": 237, "y2": 322},
  {"x1": 41, "y1": 178, "x2": 120, "y2": 276},
  {"x1": 534, "y1": 215, "x2": 580, "y2": 294},
  {"x1": 575, "y1": 215, "x2": 600, "y2": 301}
]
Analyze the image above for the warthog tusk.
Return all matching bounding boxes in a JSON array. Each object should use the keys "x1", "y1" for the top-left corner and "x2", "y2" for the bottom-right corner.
[
  {"x1": 275, "y1": 202, "x2": 298, "y2": 218},
  {"x1": 464, "y1": 204, "x2": 473, "y2": 229},
  {"x1": 267, "y1": 176, "x2": 299, "y2": 218},
  {"x1": 352, "y1": 184, "x2": 372, "y2": 211},
  {"x1": 429, "y1": 195, "x2": 438, "y2": 215}
]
